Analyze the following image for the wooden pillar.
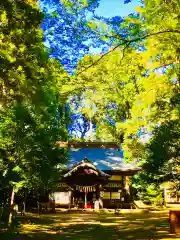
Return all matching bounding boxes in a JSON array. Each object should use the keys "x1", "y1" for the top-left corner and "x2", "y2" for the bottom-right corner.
[
  {"x1": 98, "y1": 185, "x2": 103, "y2": 208},
  {"x1": 164, "y1": 188, "x2": 167, "y2": 207},
  {"x1": 122, "y1": 176, "x2": 125, "y2": 189},
  {"x1": 169, "y1": 210, "x2": 180, "y2": 234},
  {"x1": 84, "y1": 192, "x2": 87, "y2": 209},
  {"x1": 125, "y1": 176, "x2": 130, "y2": 194},
  {"x1": 121, "y1": 176, "x2": 125, "y2": 201},
  {"x1": 96, "y1": 185, "x2": 100, "y2": 200},
  {"x1": 68, "y1": 191, "x2": 71, "y2": 210}
]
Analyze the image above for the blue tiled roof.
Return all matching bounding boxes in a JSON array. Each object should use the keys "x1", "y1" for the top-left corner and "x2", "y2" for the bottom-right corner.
[{"x1": 67, "y1": 148, "x2": 139, "y2": 171}]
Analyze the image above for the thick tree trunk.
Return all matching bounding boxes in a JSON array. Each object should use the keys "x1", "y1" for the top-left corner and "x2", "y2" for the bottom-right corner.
[
  {"x1": 37, "y1": 194, "x2": 40, "y2": 214},
  {"x1": 23, "y1": 192, "x2": 27, "y2": 215},
  {"x1": 8, "y1": 188, "x2": 15, "y2": 226},
  {"x1": 23, "y1": 201, "x2": 26, "y2": 214},
  {"x1": 0, "y1": 203, "x2": 4, "y2": 221}
]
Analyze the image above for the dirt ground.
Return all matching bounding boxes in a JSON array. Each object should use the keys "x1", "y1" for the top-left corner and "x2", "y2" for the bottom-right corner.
[{"x1": 1, "y1": 210, "x2": 180, "y2": 240}]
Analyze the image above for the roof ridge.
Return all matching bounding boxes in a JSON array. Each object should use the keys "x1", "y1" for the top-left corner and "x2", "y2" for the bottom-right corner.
[{"x1": 64, "y1": 158, "x2": 110, "y2": 178}]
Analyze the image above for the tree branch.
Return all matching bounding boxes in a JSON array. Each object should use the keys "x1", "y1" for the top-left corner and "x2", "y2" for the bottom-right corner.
[
  {"x1": 120, "y1": 41, "x2": 131, "y2": 62},
  {"x1": 76, "y1": 30, "x2": 180, "y2": 75}
]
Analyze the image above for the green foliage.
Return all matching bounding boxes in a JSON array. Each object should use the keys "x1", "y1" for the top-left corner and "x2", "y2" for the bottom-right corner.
[
  {"x1": 134, "y1": 180, "x2": 164, "y2": 206},
  {"x1": 132, "y1": 118, "x2": 180, "y2": 205},
  {"x1": 0, "y1": 0, "x2": 69, "y2": 204},
  {"x1": 61, "y1": 0, "x2": 180, "y2": 202},
  {"x1": 0, "y1": 0, "x2": 179, "y2": 208}
]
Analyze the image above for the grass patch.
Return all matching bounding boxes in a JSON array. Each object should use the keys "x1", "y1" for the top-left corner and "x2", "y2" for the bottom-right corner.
[{"x1": 0, "y1": 210, "x2": 180, "y2": 239}]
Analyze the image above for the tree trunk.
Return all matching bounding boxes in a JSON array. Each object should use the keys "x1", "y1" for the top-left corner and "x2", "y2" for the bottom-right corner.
[
  {"x1": 23, "y1": 192, "x2": 27, "y2": 215},
  {"x1": 0, "y1": 203, "x2": 4, "y2": 221},
  {"x1": 89, "y1": 120, "x2": 93, "y2": 140},
  {"x1": 37, "y1": 194, "x2": 40, "y2": 214},
  {"x1": 23, "y1": 201, "x2": 26, "y2": 214},
  {"x1": 8, "y1": 188, "x2": 15, "y2": 226}
]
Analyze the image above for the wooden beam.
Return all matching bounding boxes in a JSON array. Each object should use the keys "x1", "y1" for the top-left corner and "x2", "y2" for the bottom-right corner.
[{"x1": 103, "y1": 169, "x2": 141, "y2": 175}]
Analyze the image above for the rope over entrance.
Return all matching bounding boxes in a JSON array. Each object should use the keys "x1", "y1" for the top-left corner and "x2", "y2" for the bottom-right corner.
[{"x1": 75, "y1": 185, "x2": 96, "y2": 192}]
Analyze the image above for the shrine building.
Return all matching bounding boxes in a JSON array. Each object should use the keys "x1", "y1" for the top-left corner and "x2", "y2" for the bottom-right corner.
[{"x1": 51, "y1": 142, "x2": 141, "y2": 209}]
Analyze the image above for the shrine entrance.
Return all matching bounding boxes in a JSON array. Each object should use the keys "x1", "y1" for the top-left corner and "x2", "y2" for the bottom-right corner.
[
  {"x1": 63, "y1": 158, "x2": 109, "y2": 209},
  {"x1": 73, "y1": 190, "x2": 95, "y2": 209}
]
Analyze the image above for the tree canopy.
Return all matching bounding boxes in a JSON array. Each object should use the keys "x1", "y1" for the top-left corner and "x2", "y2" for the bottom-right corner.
[
  {"x1": 0, "y1": 0, "x2": 179, "y2": 209},
  {"x1": 0, "y1": 0, "x2": 69, "y2": 211},
  {"x1": 54, "y1": 0, "x2": 180, "y2": 203}
]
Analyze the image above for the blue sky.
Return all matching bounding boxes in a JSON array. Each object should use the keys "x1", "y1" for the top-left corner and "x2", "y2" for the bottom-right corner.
[
  {"x1": 87, "y1": 0, "x2": 141, "y2": 54},
  {"x1": 95, "y1": 0, "x2": 141, "y2": 17}
]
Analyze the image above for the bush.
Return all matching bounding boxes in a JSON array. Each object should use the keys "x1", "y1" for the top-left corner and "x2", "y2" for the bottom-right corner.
[{"x1": 136, "y1": 184, "x2": 164, "y2": 206}]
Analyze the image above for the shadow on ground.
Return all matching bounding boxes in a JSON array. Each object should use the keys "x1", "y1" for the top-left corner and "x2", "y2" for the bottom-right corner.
[{"x1": 1, "y1": 211, "x2": 180, "y2": 240}]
